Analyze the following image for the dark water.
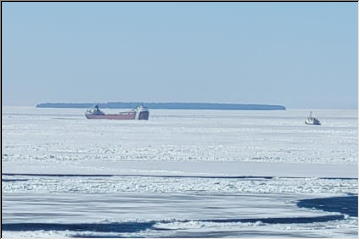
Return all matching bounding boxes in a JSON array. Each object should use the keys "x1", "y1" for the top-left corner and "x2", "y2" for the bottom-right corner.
[
  {"x1": 2, "y1": 215, "x2": 345, "y2": 233},
  {"x1": 4, "y1": 173, "x2": 357, "y2": 180},
  {"x1": 2, "y1": 192, "x2": 357, "y2": 238},
  {"x1": 297, "y1": 195, "x2": 358, "y2": 217}
]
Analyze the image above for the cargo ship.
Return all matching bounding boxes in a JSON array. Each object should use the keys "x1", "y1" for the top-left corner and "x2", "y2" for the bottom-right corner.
[{"x1": 85, "y1": 105, "x2": 149, "y2": 120}]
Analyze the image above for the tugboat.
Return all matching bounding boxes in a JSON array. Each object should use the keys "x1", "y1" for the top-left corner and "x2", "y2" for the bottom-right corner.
[
  {"x1": 85, "y1": 105, "x2": 149, "y2": 120},
  {"x1": 305, "y1": 111, "x2": 321, "y2": 125}
]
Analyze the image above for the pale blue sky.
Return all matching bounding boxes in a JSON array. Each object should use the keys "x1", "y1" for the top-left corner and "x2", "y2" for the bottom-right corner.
[{"x1": 2, "y1": 2, "x2": 358, "y2": 108}]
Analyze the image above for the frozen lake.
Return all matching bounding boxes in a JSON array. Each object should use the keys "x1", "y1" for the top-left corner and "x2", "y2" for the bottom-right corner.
[{"x1": 2, "y1": 107, "x2": 358, "y2": 238}]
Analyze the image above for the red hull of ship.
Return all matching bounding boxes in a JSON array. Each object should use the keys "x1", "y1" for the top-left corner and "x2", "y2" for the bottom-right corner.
[{"x1": 85, "y1": 112, "x2": 136, "y2": 120}]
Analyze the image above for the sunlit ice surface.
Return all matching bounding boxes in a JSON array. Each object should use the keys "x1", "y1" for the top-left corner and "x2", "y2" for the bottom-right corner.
[{"x1": 2, "y1": 107, "x2": 358, "y2": 238}]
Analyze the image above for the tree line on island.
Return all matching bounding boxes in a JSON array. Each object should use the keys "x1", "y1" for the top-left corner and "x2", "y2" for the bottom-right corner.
[{"x1": 36, "y1": 102, "x2": 286, "y2": 110}]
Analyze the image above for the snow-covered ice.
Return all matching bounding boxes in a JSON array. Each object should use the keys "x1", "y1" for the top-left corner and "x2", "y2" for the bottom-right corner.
[{"x1": 2, "y1": 107, "x2": 358, "y2": 238}]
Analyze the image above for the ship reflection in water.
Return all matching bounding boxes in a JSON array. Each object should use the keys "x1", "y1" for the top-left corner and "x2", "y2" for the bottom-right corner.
[{"x1": 85, "y1": 105, "x2": 149, "y2": 120}]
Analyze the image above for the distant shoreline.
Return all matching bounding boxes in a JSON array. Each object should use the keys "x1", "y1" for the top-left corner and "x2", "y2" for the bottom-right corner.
[{"x1": 36, "y1": 102, "x2": 286, "y2": 110}]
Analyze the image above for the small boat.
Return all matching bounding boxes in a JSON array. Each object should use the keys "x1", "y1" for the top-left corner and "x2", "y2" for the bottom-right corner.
[
  {"x1": 305, "y1": 111, "x2": 321, "y2": 125},
  {"x1": 85, "y1": 105, "x2": 149, "y2": 120}
]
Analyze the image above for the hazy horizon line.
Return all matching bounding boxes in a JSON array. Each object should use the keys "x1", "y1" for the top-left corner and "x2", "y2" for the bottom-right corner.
[{"x1": 2, "y1": 104, "x2": 358, "y2": 110}]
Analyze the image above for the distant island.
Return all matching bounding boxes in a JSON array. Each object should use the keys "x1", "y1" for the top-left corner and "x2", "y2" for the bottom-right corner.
[{"x1": 36, "y1": 102, "x2": 286, "y2": 110}]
